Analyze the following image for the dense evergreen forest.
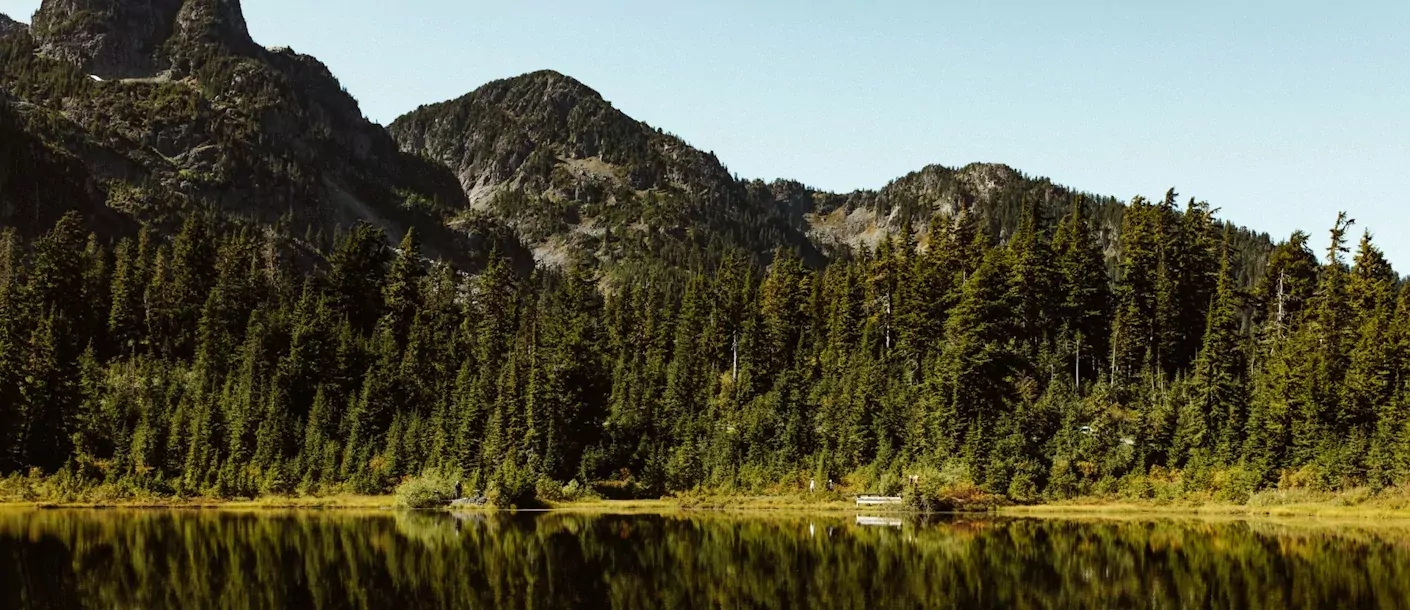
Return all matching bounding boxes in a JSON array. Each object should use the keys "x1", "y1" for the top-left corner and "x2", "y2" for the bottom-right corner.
[{"x1": 2, "y1": 190, "x2": 1407, "y2": 504}]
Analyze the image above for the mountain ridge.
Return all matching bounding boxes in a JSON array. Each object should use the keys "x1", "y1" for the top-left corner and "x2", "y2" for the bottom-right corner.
[
  {"x1": 2, "y1": 0, "x2": 527, "y2": 270},
  {"x1": 392, "y1": 69, "x2": 1272, "y2": 275},
  {"x1": 3, "y1": 0, "x2": 1274, "y2": 277},
  {"x1": 0, "y1": 12, "x2": 24, "y2": 37}
]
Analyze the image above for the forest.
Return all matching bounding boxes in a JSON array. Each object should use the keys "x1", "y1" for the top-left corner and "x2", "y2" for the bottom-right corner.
[{"x1": 1, "y1": 190, "x2": 1407, "y2": 505}]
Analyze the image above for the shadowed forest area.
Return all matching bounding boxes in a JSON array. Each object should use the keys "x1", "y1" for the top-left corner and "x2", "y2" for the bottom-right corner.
[{"x1": 1, "y1": 189, "x2": 1408, "y2": 506}]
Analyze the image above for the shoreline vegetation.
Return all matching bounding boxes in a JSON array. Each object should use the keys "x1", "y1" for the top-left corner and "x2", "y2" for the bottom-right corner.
[
  {"x1": 6, "y1": 472, "x2": 1410, "y2": 521},
  {"x1": 6, "y1": 499, "x2": 1410, "y2": 522}
]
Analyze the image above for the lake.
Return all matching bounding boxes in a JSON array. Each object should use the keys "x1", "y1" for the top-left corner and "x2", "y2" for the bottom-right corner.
[{"x1": 2, "y1": 508, "x2": 1408, "y2": 609}]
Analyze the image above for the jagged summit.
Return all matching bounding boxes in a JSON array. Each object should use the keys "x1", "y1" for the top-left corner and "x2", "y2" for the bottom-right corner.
[
  {"x1": 0, "y1": 12, "x2": 26, "y2": 37},
  {"x1": 31, "y1": 0, "x2": 256, "y2": 79},
  {"x1": 1, "y1": 0, "x2": 526, "y2": 270}
]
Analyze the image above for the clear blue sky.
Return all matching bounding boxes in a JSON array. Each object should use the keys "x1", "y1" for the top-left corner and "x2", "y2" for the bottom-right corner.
[{"x1": 4, "y1": 0, "x2": 1408, "y2": 264}]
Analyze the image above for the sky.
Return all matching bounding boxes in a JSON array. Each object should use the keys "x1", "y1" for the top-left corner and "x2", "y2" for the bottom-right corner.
[{"x1": 3, "y1": 0, "x2": 1408, "y2": 264}]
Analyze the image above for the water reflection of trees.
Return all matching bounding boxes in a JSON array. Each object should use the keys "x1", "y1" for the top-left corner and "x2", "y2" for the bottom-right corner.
[{"x1": 2, "y1": 510, "x2": 1408, "y2": 609}]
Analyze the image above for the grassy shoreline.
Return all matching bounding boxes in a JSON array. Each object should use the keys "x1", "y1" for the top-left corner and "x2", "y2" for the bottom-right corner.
[
  {"x1": 7, "y1": 492, "x2": 1410, "y2": 520},
  {"x1": 1001, "y1": 502, "x2": 1410, "y2": 520},
  {"x1": 0, "y1": 495, "x2": 863, "y2": 512},
  {"x1": 0, "y1": 494, "x2": 398, "y2": 510}
]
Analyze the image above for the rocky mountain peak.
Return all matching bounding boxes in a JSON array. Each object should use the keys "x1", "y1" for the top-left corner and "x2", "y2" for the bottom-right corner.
[
  {"x1": 390, "y1": 69, "x2": 824, "y2": 266},
  {"x1": 0, "y1": 12, "x2": 26, "y2": 37},
  {"x1": 171, "y1": 0, "x2": 256, "y2": 53},
  {"x1": 31, "y1": 0, "x2": 255, "y2": 78}
]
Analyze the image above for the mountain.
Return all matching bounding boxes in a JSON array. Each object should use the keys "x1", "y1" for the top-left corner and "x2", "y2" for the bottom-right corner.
[
  {"x1": 0, "y1": 0, "x2": 524, "y2": 268},
  {"x1": 2, "y1": 0, "x2": 1273, "y2": 276},
  {"x1": 0, "y1": 13, "x2": 24, "y2": 38},
  {"x1": 389, "y1": 70, "x2": 820, "y2": 268},
  {"x1": 30, "y1": 0, "x2": 257, "y2": 79},
  {"x1": 393, "y1": 71, "x2": 1272, "y2": 276}
]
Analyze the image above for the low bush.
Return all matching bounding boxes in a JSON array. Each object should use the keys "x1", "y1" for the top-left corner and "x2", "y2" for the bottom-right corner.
[
  {"x1": 903, "y1": 463, "x2": 1003, "y2": 512},
  {"x1": 394, "y1": 470, "x2": 457, "y2": 509},
  {"x1": 486, "y1": 462, "x2": 538, "y2": 508},
  {"x1": 533, "y1": 478, "x2": 601, "y2": 503}
]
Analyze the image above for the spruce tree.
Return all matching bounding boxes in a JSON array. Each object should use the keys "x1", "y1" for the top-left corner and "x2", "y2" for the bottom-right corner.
[
  {"x1": 1178, "y1": 229, "x2": 1246, "y2": 465},
  {"x1": 932, "y1": 246, "x2": 1016, "y2": 474},
  {"x1": 382, "y1": 228, "x2": 424, "y2": 347},
  {"x1": 327, "y1": 222, "x2": 390, "y2": 333},
  {"x1": 1052, "y1": 196, "x2": 1111, "y2": 390}
]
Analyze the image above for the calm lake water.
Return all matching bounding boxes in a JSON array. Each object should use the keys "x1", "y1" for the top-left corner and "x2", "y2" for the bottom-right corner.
[{"x1": 2, "y1": 509, "x2": 1409, "y2": 609}]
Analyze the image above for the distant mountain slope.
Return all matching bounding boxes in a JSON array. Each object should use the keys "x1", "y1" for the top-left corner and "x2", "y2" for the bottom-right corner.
[
  {"x1": 0, "y1": 12, "x2": 23, "y2": 37},
  {"x1": 0, "y1": 1, "x2": 525, "y2": 268},
  {"x1": 394, "y1": 71, "x2": 1273, "y2": 276},
  {"x1": 0, "y1": 89, "x2": 131, "y2": 235},
  {"x1": 389, "y1": 70, "x2": 820, "y2": 267},
  {"x1": 2, "y1": 2, "x2": 1272, "y2": 276}
]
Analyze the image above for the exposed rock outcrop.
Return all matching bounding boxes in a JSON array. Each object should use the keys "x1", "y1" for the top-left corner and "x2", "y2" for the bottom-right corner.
[
  {"x1": 0, "y1": 13, "x2": 26, "y2": 38},
  {"x1": 30, "y1": 0, "x2": 257, "y2": 79},
  {"x1": 389, "y1": 71, "x2": 1135, "y2": 266},
  {"x1": 5, "y1": 0, "x2": 525, "y2": 270},
  {"x1": 3, "y1": 2, "x2": 1271, "y2": 274},
  {"x1": 390, "y1": 70, "x2": 818, "y2": 265}
]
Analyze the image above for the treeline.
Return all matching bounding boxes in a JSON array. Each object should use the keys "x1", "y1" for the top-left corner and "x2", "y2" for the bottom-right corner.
[{"x1": 2, "y1": 191, "x2": 1408, "y2": 502}]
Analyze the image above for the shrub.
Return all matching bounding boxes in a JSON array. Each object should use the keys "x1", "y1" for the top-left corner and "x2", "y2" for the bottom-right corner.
[
  {"x1": 903, "y1": 463, "x2": 999, "y2": 512},
  {"x1": 395, "y1": 470, "x2": 457, "y2": 509},
  {"x1": 535, "y1": 477, "x2": 565, "y2": 503},
  {"x1": 561, "y1": 479, "x2": 599, "y2": 502},
  {"x1": 537, "y1": 478, "x2": 597, "y2": 503},
  {"x1": 486, "y1": 461, "x2": 537, "y2": 508}
]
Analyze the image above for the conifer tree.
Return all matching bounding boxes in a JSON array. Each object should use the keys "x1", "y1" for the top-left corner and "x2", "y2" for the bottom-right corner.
[
  {"x1": 1171, "y1": 198, "x2": 1220, "y2": 370},
  {"x1": 1340, "y1": 233, "x2": 1396, "y2": 474},
  {"x1": 1112, "y1": 196, "x2": 1160, "y2": 381},
  {"x1": 1253, "y1": 231, "x2": 1319, "y2": 337},
  {"x1": 108, "y1": 237, "x2": 143, "y2": 355},
  {"x1": 1291, "y1": 213, "x2": 1354, "y2": 463},
  {"x1": 1006, "y1": 199, "x2": 1058, "y2": 358},
  {"x1": 932, "y1": 246, "x2": 1016, "y2": 472},
  {"x1": 1053, "y1": 196, "x2": 1111, "y2": 389},
  {"x1": 382, "y1": 228, "x2": 424, "y2": 346},
  {"x1": 327, "y1": 222, "x2": 390, "y2": 333},
  {"x1": 0, "y1": 228, "x2": 25, "y2": 469},
  {"x1": 1177, "y1": 229, "x2": 1245, "y2": 464}
]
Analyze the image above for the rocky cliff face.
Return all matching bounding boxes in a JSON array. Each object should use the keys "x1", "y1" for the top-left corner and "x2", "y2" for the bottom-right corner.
[
  {"x1": 0, "y1": 13, "x2": 26, "y2": 38},
  {"x1": 0, "y1": 91, "x2": 129, "y2": 235},
  {"x1": 3, "y1": 0, "x2": 524, "y2": 269},
  {"x1": 30, "y1": 0, "x2": 255, "y2": 79}
]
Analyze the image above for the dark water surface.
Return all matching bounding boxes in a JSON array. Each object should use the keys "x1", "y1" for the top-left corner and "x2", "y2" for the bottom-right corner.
[{"x1": 2, "y1": 508, "x2": 1409, "y2": 609}]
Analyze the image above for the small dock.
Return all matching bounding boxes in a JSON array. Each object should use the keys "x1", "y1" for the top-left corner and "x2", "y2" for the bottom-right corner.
[{"x1": 855, "y1": 496, "x2": 903, "y2": 506}]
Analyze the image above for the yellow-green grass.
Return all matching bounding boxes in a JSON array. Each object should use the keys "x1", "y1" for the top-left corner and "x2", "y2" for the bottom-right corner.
[
  {"x1": 0, "y1": 494, "x2": 398, "y2": 510},
  {"x1": 1005, "y1": 488, "x2": 1410, "y2": 520}
]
